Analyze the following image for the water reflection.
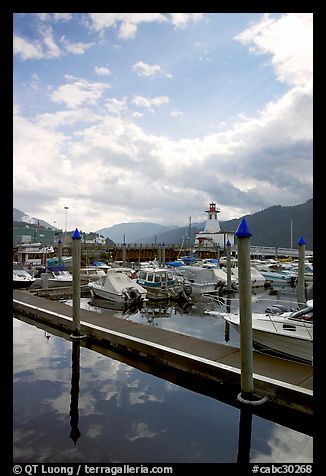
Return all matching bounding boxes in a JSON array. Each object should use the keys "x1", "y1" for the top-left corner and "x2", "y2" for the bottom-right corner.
[
  {"x1": 13, "y1": 317, "x2": 313, "y2": 463},
  {"x1": 66, "y1": 285, "x2": 301, "y2": 350},
  {"x1": 69, "y1": 341, "x2": 81, "y2": 445},
  {"x1": 237, "y1": 408, "x2": 253, "y2": 464}
]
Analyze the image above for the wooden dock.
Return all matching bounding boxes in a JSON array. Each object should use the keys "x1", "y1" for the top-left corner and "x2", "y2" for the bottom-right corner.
[{"x1": 13, "y1": 289, "x2": 313, "y2": 424}]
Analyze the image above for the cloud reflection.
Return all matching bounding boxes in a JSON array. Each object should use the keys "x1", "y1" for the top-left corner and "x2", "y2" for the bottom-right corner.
[{"x1": 13, "y1": 317, "x2": 313, "y2": 463}]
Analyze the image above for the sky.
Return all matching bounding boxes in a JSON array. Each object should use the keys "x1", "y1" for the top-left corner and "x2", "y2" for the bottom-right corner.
[{"x1": 13, "y1": 12, "x2": 313, "y2": 232}]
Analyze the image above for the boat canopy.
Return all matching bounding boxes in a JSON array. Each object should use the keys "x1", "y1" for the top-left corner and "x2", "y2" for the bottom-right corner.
[{"x1": 167, "y1": 261, "x2": 183, "y2": 267}]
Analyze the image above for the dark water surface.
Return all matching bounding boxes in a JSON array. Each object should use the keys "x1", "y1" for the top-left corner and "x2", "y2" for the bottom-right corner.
[{"x1": 13, "y1": 285, "x2": 313, "y2": 463}]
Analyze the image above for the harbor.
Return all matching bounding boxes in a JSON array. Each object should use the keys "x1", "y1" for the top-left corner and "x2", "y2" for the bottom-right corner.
[
  {"x1": 13, "y1": 315, "x2": 314, "y2": 463},
  {"x1": 13, "y1": 12, "x2": 314, "y2": 465},
  {"x1": 13, "y1": 206, "x2": 314, "y2": 464},
  {"x1": 13, "y1": 286, "x2": 313, "y2": 414}
]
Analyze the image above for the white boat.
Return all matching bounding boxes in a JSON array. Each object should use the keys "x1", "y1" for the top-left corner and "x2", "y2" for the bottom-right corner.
[
  {"x1": 206, "y1": 300, "x2": 313, "y2": 364},
  {"x1": 176, "y1": 266, "x2": 236, "y2": 295},
  {"x1": 31, "y1": 266, "x2": 73, "y2": 288},
  {"x1": 251, "y1": 262, "x2": 296, "y2": 285},
  {"x1": 137, "y1": 267, "x2": 192, "y2": 301},
  {"x1": 231, "y1": 267, "x2": 266, "y2": 288},
  {"x1": 88, "y1": 268, "x2": 147, "y2": 304},
  {"x1": 13, "y1": 269, "x2": 36, "y2": 288},
  {"x1": 284, "y1": 262, "x2": 313, "y2": 283},
  {"x1": 80, "y1": 267, "x2": 107, "y2": 283}
]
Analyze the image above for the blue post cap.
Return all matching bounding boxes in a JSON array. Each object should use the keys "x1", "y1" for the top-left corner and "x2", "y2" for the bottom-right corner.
[
  {"x1": 235, "y1": 217, "x2": 252, "y2": 238},
  {"x1": 226, "y1": 239, "x2": 231, "y2": 247},
  {"x1": 58, "y1": 239, "x2": 62, "y2": 244},
  {"x1": 72, "y1": 228, "x2": 81, "y2": 240},
  {"x1": 297, "y1": 236, "x2": 306, "y2": 245}
]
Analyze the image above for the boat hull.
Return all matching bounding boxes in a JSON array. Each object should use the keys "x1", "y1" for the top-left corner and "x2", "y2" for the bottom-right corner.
[
  {"x1": 90, "y1": 283, "x2": 146, "y2": 304},
  {"x1": 13, "y1": 279, "x2": 35, "y2": 289},
  {"x1": 252, "y1": 329, "x2": 312, "y2": 363},
  {"x1": 31, "y1": 279, "x2": 73, "y2": 288},
  {"x1": 210, "y1": 309, "x2": 313, "y2": 364}
]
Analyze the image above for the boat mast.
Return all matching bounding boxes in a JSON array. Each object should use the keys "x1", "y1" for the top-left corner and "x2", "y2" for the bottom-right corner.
[{"x1": 188, "y1": 216, "x2": 192, "y2": 257}]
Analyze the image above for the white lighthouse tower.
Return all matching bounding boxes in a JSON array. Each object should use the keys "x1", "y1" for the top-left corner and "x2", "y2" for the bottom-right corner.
[{"x1": 194, "y1": 202, "x2": 234, "y2": 249}]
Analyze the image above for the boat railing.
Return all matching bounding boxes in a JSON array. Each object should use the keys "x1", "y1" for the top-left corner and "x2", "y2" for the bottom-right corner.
[{"x1": 202, "y1": 294, "x2": 306, "y2": 316}]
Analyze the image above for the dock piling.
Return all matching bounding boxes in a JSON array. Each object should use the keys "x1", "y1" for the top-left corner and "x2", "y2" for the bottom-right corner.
[
  {"x1": 57, "y1": 239, "x2": 63, "y2": 266},
  {"x1": 235, "y1": 218, "x2": 254, "y2": 399},
  {"x1": 72, "y1": 228, "x2": 82, "y2": 337},
  {"x1": 297, "y1": 236, "x2": 306, "y2": 307},
  {"x1": 226, "y1": 239, "x2": 232, "y2": 292}
]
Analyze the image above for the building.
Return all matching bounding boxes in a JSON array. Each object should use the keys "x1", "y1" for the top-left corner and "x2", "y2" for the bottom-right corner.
[
  {"x1": 194, "y1": 202, "x2": 235, "y2": 249},
  {"x1": 16, "y1": 241, "x2": 54, "y2": 266},
  {"x1": 13, "y1": 225, "x2": 55, "y2": 247}
]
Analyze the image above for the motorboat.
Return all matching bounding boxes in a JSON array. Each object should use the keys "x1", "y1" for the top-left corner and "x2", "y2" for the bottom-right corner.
[
  {"x1": 175, "y1": 265, "x2": 236, "y2": 295},
  {"x1": 136, "y1": 267, "x2": 192, "y2": 301},
  {"x1": 31, "y1": 265, "x2": 73, "y2": 288},
  {"x1": 231, "y1": 267, "x2": 266, "y2": 288},
  {"x1": 88, "y1": 295, "x2": 144, "y2": 315},
  {"x1": 251, "y1": 261, "x2": 297, "y2": 285},
  {"x1": 205, "y1": 299, "x2": 313, "y2": 364},
  {"x1": 13, "y1": 268, "x2": 36, "y2": 288},
  {"x1": 80, "y1": 267, "x2": 107, "y2": 283},
  {"x1": 283, "y1": 261, "x2": 313, "y2": 283},
  {"x1": 88, "y1": 268, "x2": 147, "y2": 304}
]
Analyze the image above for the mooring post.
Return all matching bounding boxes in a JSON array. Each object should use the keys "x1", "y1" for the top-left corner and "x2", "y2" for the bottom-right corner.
[
  {"x1": 57, "y1": 239, "x2": 63, "y2": 266},
  {"x1": 297, "y1": 236, "x2": 306, "y2": 307},
  {"x1": 235, "y1": 218, "x2": 254, "y2": 399},
  {"x1": 41, "y1": 272, "x2": 49, "y2": 289},
  {"x1": 72, "y1": 228, "x2": 81, "y2": 336},
  {"x1": 226, "y1": 239, "x2": 232, "y2": 292},
  {"x1": 161, "y1": 242, "x2": 166, "y2": 266},
  {"x1": 122, "y1": 235, "x2": 127, "y2": 267}
]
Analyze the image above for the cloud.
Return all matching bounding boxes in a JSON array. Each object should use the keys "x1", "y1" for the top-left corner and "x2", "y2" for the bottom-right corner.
[
  {"x1": 51, "y1": 76, "x2": 111, "y2": 109},
  {"x1": 13, "y1": 72, "x2": 312, "y2": 229},
  {"x1": 13, "y1": 25, "x2": 61, "y2": 60},
  {"x1": 13, "y1": 13, "x2": 312, "y2": 230},
  {"x1": 169, "y1": 110, "x2": 184, "y2": 118},
  {"x1": 59, "y1": 36, "x2": 95, "y2": 55},
  {"x1": 13, "y1": 36, "x2": 45, "y2": 60},
  {"x1": 235, "y1": 13, "x2": 313, "y2": 87},
  {"x1": 105, "y1": 98, "x2": 127, "y2": 114},
  {"x1": 14, "y1": 23, "x2": 94, "y2": 61},
  {"x1": 13, "y1": 111, "x2": 68, "y2": 194},
  {"x1": 37, "y1": 13, "x2": 74, "y2": 22},
  {"x1": 94, "y1": 66, "x2": 111, "y2": 76},
  {"x1": 132, "y1": 61, "x2": 172, "y2": 79},
  {"x1": 87, "y1": 13, "x2": 205, "y2": 39},
  {"x1": 87, "y1": 13, "x2": 168, "y2": 39},
  {"x1": 168, "y1": 13, "x2": 205, "y2": 29},
  {"x1": 34, "y1": 108, "x2": 101, "y2": 129},
  {"x1": 131, "y1": 95, "x2": 170, "y2": 112}
]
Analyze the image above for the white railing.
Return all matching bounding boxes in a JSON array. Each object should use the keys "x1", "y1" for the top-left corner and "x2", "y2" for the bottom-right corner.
[{"x1": 233, "y1": 245, "x2": 313, "y2": 258}]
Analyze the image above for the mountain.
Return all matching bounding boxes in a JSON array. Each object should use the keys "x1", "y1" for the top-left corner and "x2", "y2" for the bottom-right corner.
[
  {"x1": 14, "y1": 199, "x2": 313, "y2": 249},
  {"x1": 134, "y1": 199, "x2": 313, "y2": 250},
  {"x1": 221, "y1": 199, "x2": 313, "y2": 250},
  {"x1": 96, "y1": 222, "x2": 175, "y2": 244},
  {"x1": 13, "y1": 208, "x2": 58, "y2": 230},
  {"x1": 133, "y1": 222, "x2": 205, "y2": 246}
]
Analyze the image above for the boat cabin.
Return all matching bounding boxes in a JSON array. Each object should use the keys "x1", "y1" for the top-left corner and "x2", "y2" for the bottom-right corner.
[{"x1": 137, "y1": 268, "x2": 176, "y2": 288}]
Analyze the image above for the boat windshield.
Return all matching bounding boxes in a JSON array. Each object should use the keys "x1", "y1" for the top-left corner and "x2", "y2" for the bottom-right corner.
[
  {"x1": 289, "y1": 307, "x2": 313, "y2": 322},
  {"x1": 14, "y1": 270, "x2": 31, "y2": 277}
]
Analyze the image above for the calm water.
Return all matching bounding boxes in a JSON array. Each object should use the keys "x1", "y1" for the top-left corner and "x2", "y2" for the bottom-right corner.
[
  {"x1": 65, "y1": 284, "x2": 302, "y2": 347},
  {"x1": 13, "y1": 284, "x2": 313, "y2": 463}
]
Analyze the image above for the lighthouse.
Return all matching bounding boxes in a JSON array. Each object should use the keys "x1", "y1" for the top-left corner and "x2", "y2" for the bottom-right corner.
[{"x1": 194, "y1": 202, "x2": 234, "y2": 249}]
